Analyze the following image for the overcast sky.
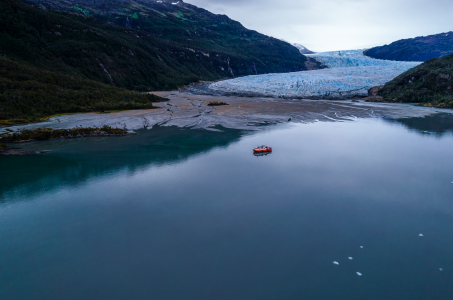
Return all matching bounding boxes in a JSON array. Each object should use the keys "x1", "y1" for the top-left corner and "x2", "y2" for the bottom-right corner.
[{"x1": 185, "y1": 0, "x2": 453, "y2": 52}]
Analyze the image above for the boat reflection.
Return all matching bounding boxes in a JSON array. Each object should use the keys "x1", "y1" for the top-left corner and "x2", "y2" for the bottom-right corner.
[{"x1": 253, "y1": 151, "x2": 272, "y2": 157}]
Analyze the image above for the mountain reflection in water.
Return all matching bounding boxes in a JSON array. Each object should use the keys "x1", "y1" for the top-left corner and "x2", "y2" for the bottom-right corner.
[
  {"x1": 0, "y1": 125, "x2": 245, "y2": 202},
  {"x1": 386, "y1": 113, "x2": 453, "y2": 137}
]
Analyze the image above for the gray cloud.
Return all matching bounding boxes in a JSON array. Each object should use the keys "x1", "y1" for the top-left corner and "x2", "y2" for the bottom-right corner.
[{"x1": 185, "y1": 0, "x2": 453, "y2": 51}]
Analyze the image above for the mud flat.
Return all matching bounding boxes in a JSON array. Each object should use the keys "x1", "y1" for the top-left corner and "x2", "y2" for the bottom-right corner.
[{"x1": 0, "y1": 92, "x2": 450, "y2": 136}]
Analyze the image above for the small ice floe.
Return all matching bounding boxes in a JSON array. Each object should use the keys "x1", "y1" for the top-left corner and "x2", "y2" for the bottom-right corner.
[
  {"x1": 348, "y1": 257, "x2": 353, "y2": 260},
  {"x1": 333, "y1": 261, "x2": 339, "y2": 265},
  {"x1": 419, "y1": 233, "x2": 424, "y2": 237},
  {"x1": 356, "y1": 272, "x2": 362, "y2": 276},
  {"x1": 360, "y1": 246, "x2": 363, "y2": 248},
  {"x1": 439, "y1": 268, "x2": 443, "y2": 271}
]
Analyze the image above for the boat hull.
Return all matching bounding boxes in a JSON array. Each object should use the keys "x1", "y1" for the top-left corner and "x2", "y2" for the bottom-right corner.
[{"x1": 253, "y1": 149, "x2": 272, "y2": 153}]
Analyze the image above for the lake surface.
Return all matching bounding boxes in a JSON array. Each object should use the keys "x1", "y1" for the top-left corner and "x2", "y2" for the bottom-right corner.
[{"x1": 1, "y1": 114, "x2": 453, "y2": 299}]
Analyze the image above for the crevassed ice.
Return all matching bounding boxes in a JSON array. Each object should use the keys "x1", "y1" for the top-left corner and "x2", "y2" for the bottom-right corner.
[
  {"x1": 307, "y1": 49, "x2": 415, "y2": 68},
  {"x1": 206, "y1": 49, "x2": 422, "y2": 99}
]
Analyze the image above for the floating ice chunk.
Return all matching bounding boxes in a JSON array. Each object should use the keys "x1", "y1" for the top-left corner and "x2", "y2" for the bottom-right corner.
[
  {"x1": 348, "y1": 257, "x2": 353, "y2": 260},
  {"x1": 357, "y1": 272, "x2": 362, "y2": 276},
  {"x1": 439, "y1": 268, "x2": 443, "y2": 271},
  {"x1": 419, "y1": 233, "x2": 424, "y2": 237},
  {"x1": 360, "y1": 246, "x2": 363, "y2": 248},
  {"x1": 333, "y1": 261, "x2": 339, "y2": 265}
]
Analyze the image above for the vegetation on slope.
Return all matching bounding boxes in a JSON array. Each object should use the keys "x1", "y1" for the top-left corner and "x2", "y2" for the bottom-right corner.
[
  {"x1": 0, "y1": 0, "x2": 311, "y2": 122},
  {"x1": 1, "y1": 0, "x2": 309, "y2": 92},
  {"x1": 377, "y1": 54, "x2": 453, "y2": 108},
  {"x1": 364, "y1": 32, "x2": 453, "y2": 62},
  {"x1": 0, "y1": 57, "x2": 162, "y2": 121}
]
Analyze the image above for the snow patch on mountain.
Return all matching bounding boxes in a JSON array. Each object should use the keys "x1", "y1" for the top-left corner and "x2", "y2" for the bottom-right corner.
[
  {"x1": 193, "y1": 50, "x2": 422, "y2": 99},
  {"x1": 292, "y1": 43, "x2": 314, "y2": 54}
]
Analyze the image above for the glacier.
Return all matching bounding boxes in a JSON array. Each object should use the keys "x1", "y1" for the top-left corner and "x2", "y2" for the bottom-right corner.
[{"x1": 192, "y1": 50, "x2": 422, "y2": 99}]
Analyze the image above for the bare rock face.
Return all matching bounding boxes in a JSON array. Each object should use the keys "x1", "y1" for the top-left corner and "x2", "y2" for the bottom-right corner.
[
  {"x1": 365, "y1": 85, "x2": 384, "y2": 101},
  {"x1": 304, "y1": 57, "x2": 326, "y2": 70},
  {"x1": 436, "y1": 73, "x2": 452, "y2": 82},
  {"x1": 368, "y1": 85, "x2": 384, "y2": 96}
]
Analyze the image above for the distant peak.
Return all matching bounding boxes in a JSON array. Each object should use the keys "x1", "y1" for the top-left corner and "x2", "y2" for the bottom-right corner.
[{"x1": 291, "y1": 43, "x2": 314, "y2": 55}]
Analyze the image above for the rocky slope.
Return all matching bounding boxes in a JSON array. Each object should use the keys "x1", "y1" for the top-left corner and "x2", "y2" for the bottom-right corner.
[
  {"x1": 373, "y1": 54, "x2": 453, "y2": 108},
  {"x1": 364, "y1": 32, "x2": 453, "y2": 62}
]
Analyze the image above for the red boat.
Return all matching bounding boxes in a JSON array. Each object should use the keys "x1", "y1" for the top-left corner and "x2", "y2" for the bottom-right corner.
[{"x1": 253, "y1": 145, "x2": 272, "y2": 153}]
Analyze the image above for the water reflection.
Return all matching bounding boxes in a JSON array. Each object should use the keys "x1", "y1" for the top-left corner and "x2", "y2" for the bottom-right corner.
[
  {"x1": 0, "y1": 125, "x2": 245, "y2": 201},
  {"x1": 253, "y1": 152, "x2": 272, "y2": 157},
  {"x1": 4, "y1": 113, "x2": 453, "y2": 201},
  {"x1": 386, "y1": 113, "x2": 453, "y2": 137},
  {"x1": 1, "y1": 117, "x2": 453, "y2": 300}
]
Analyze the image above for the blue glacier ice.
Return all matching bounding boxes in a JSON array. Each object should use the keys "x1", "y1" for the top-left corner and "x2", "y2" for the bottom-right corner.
[
  {"x1": 308, "y1": 49, "x2": 410, "y2": 68},
  {"x1": 203, "y1": 50, "x2": 422, "y2": 99}
]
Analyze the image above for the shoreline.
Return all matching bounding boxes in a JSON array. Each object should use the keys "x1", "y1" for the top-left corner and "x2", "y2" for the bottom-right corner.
[
  {"x1": 2, "y1": 92, "x2": 449, "y2": 134},
  {"x1": 1, "y1": 92, "x2": 452, "y2": 155}
]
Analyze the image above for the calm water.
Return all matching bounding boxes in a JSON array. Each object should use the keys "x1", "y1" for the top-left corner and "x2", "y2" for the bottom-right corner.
[{"x1": 1, "y1": 115, "x2": 453, "y2": 299}]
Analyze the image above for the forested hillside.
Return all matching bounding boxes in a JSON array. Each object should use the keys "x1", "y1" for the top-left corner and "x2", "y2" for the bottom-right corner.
[
  {"x1": 1, "y1": 0, "x2": 309, "y2": 92},
  {"x1": 376, "y1": 54, "x2": 453, "y2": 108},
  {"x1": 0, "y1": 0, "x2": 311, "y2": 121},
  {"x1": 0, "y1": 57, "x2": 162, "y2": 121}
]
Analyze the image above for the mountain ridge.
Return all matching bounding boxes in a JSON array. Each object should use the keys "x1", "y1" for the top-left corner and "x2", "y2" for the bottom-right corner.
[
  {"x1": 364, "y1": 32, "x2": 453, "y2": 62},
  {"x1": 292, "y1": 43, "x2": 315, "y2": 55},
  {"x1": 2, "y1": 0, "x2": 311, "y2": 92}
]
